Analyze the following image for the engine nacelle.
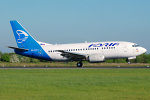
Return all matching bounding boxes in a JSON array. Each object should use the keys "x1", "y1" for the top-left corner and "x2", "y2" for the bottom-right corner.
[{"x1": 88, "y1": 53, "x2": 105, "y2": 63}]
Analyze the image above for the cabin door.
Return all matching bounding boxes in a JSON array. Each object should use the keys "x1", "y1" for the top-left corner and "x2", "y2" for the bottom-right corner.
[{"x1": 124, "y1": 45, "x2": 128, "y2": 52}]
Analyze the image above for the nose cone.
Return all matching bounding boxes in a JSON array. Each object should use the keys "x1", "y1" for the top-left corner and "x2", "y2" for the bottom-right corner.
[{"x1": 142, "y1": 48, "x2": 147, "y2": 53}]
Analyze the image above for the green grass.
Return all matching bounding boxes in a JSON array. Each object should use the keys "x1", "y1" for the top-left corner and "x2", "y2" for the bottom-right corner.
[
  {"x1": 0, "y1": 69, "x2": 150, "y2": 100},
  {"x1": 0, "y1": 62, "x2": 150, "y2": 67}
]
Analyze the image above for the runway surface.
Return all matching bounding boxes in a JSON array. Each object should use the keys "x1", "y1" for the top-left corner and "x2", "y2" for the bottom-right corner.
[{"x1": 0, "y1": 66, "x2": 150, "y2": 69}]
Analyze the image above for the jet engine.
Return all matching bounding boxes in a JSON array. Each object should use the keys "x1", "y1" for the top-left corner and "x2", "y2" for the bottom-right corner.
[{"x1": 88, "y1": 53, "x2": 105, "y2": 63}]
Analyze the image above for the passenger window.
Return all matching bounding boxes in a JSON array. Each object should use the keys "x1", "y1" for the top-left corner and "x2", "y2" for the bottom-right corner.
[{"x1": 132, "y1": 44, "x2": 140, "y2": 47}]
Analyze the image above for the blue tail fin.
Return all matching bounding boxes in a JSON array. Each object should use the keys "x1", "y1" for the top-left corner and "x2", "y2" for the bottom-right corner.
[{"x1": 10, "y1": 20, "x2": 40, "y2": 49}]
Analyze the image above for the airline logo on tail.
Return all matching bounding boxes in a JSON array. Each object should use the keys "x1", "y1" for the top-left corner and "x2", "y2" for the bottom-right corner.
[{"x1": 16, "y1": 30, "x2": 29, "y2": 43}]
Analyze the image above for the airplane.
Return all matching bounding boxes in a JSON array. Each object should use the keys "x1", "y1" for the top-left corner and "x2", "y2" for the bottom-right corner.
[{"x1": 8, "y1": 20, "x2": 147, "y2": 67}]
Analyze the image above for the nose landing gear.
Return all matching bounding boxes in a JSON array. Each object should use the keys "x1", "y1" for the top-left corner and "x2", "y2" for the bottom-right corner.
[
  {"x1": 126, "y1": 58, "x2": 131, "y2": 64},
  {"x1": 128, "y1": 61, "x2": 131, "y2": 64}
]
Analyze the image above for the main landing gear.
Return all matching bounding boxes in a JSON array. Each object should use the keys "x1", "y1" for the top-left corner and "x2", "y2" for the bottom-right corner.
[{"x1": 77, "y1": 62, "x2": 83, "y2": 67}]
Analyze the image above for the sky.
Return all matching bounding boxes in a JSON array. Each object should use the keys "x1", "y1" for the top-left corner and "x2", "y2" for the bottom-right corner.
[{"x1": 0, "y1": 0, "x2": 150, "y2": 53}]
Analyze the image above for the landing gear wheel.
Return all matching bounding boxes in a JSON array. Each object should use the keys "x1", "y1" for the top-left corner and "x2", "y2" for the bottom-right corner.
[
  {"x1": 77, "y1": 62, "x2": 83, "y2": 67},
  {"x1": 128, "y1": 61, "x2": 131, "y2": 64},
  {"x1": 126, "y1": 58, "x2": 131, "y2": 64}
]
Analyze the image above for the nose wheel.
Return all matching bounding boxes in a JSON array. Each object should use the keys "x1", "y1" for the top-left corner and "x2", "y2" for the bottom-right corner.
[
  {"x1": 126, "y1": 58, "x2": 131, "y2": 64},
  {"x1": 128, "y1": 61, "x2": 131, "y2": 64},
  {"x1": 77, "y1": 62, "x2": 83, "y2": 67}
]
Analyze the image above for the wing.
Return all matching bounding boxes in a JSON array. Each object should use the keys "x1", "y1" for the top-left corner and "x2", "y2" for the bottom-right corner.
[{"x1": 56, "y1": 50, "x2": 86, "y2": 61}]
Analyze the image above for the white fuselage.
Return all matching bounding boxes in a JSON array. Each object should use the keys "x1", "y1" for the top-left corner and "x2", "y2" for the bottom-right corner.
[{"x1": 40, "y1": 41, "x2": 146, "y2": 61}]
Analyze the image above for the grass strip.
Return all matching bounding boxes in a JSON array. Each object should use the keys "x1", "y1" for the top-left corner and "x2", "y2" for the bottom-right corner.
[{"x1": 0, "y1": 69, "x2": 150, "y2": 100}]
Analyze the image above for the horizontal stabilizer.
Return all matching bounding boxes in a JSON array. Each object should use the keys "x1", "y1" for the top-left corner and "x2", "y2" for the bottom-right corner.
[{"x1": 7, "y1": 46, "x2": 29, "y2": 51}]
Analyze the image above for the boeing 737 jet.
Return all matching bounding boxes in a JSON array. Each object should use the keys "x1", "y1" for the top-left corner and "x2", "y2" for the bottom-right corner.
[{"x1": 8, "y1": 20, "x2": 147, "y2": 67}]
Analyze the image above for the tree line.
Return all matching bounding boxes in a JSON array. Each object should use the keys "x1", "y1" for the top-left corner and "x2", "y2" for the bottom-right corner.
[
  {"x1": 0, "y1": 51, "x2": 41, "y2": 63},
  {"x1": 0, "y1": 51, "x2": 150, "y2": 63}
]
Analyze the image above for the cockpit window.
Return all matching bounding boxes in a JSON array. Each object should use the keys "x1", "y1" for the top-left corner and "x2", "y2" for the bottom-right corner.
[{"x1": 132, "y1": 44, "x2": 140, "y2": 47}]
